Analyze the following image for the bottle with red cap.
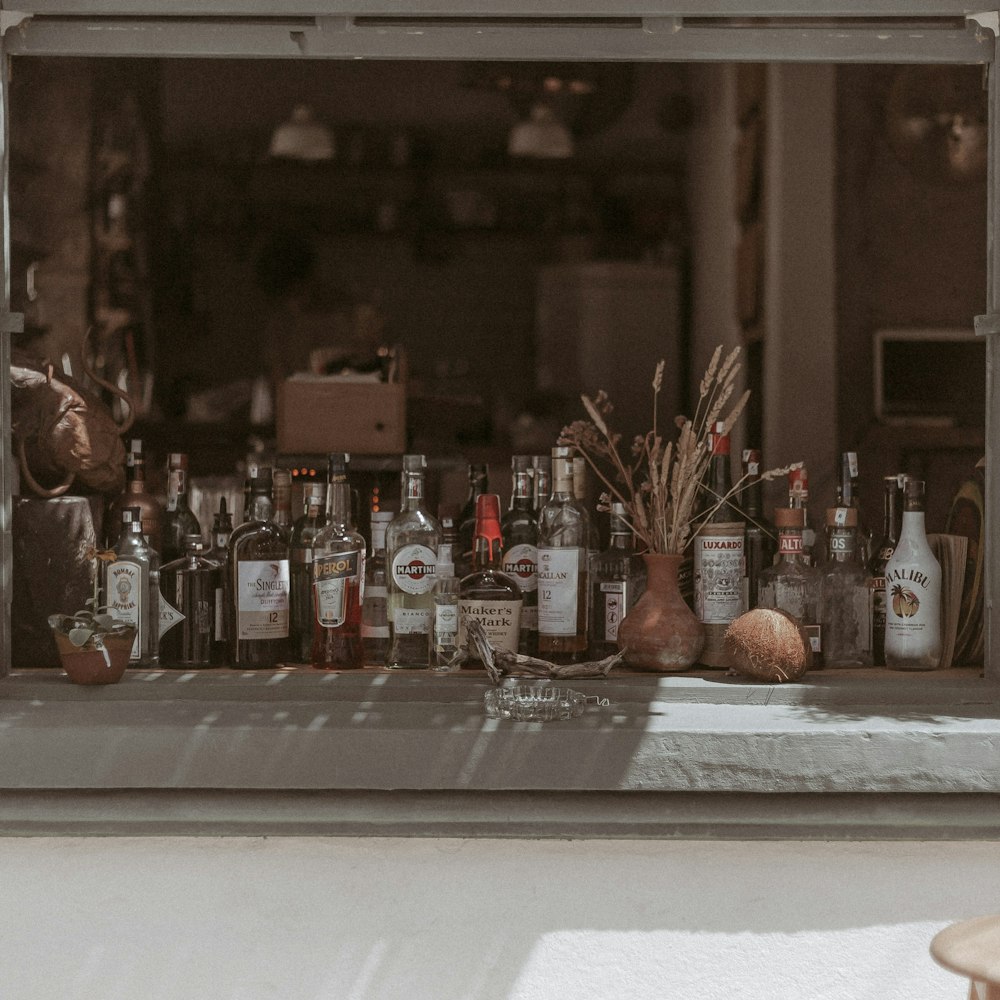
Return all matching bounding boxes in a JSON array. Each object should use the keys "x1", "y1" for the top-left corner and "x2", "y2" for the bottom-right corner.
[
  {"x1": 787, "y1": 465, "x2": 818, "y2": 564},
  {"x1": 458, "y1": 493, "x2": 522, "y2": 664}
]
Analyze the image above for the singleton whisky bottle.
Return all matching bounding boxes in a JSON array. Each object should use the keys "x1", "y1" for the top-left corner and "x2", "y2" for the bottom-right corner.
[
  {"x1": 458, "y1": 493, "x2": 522, "y2": 662},
  {"x1": 290, "y1": 479, "x2": 328, "y2": 663},
  {"x1": 820, "y1": 507, "x2": 872, "y2": 667},
  {"x1": 310, "y1": 453, "x2": 366, "y2": 669},
  {"x1": 501, "y1": 455, "x2": 539, "y2": 655},
  {"x1": 208, "y1": 496, "x2": 233, "y2": 665},
  {"x1": 159, "y1": 533, "x2": 217, "y2": 667},
  {"x1": 693, "y1": 422, "x2": 746, "y2": 668},
  {"x1": 361, "y1": 510, "x2": 393, "y2": 665},
  {"x1": 740, "y1": 448, "x2": 776, "y2": 611},
  {"x1": 537, "y1": 446, "x2": 590, "y2": 662},
  {"x1": 107, "y1": 438, "x2": 164, "y2": 553},
  {"x1": 589, "y1": 501, "x2": 645, "y2": 658},
  {"x1": 884, "y1": 477, "x2": 942, "y2": 671},
  {"x1": 868, "y1": 474, "x2": 904, "y2": 666},
  {"x1": 455, "y1": 462, "x2": 488, "y2": 579},
  {"x1": 228, "y1": 466, "x2": 291, "y2": 667},
  {"x1": 386, "y1": 454, "x2": 442, "y2": 668},
  {"x1": 430, "y1": 517, "x2": 462, "y2": 671},
  {"x1": 162, "y1": 452, "x2": 201, "y2": 563},
  {"x1": 103, "y1": 506, "x2": 160, "y2": 666}
]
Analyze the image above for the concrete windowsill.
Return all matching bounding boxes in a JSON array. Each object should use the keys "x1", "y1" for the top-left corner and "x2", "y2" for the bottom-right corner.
[{"x1": 1, "y1": 667, "x2": 998, "y2": 837}]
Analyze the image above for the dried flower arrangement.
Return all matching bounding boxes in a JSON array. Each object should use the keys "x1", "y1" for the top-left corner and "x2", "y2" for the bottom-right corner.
[{"x1": 559, "y1": 345, "x2": 794, "y2": 555}]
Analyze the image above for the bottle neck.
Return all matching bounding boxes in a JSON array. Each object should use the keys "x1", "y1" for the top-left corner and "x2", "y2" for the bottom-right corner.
[
  {"x1": 510, "y1": 470, "x2": 532, "y2": 508},
  {"x1": 551, "y1": 458, "x2": 574, "y2": 499},
  {"x1": 900, "y1": 508, "x2": 926, "y2": 540},
  {"x1": 248, "y1": 491, "x2": 273, "y2": 523},
  {"x1": 883, "y1": 486, "x2": 901, "y2": 545},
  {"x1": 327, "y1": 481, "x2": 353, "y2": 527},
  {"x1": 402, "y1": 472, "x2": 426, "y2": 511},
  {"x1": 166, "y1": 467, "x2": 189, "y2": 510},
  {"x1": 609, "y1": 531, "x2": 632, "y2": 553},
  {"x1": 472, "y1": 531, "x2": 503, "y2": 571},
  {"x1": 127, "y1": 456, "x2": 146, "y2": 487},
  {"x1": 706, "y1": 453, "x2": 735, "y2": 520},
  {"x1": 371, "y1": 520, "x2": 388, "y2": 554}
]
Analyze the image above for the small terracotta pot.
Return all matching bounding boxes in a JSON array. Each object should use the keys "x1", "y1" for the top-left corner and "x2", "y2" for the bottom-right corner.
[
  {"x1": 617, "y1": 553, "x2": 704, "y2": 671},
  {"x1": 52, "y1": 629, "x2": 135, "y2": 685}
]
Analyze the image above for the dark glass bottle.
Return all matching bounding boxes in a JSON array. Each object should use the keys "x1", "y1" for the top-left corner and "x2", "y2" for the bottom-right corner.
[
  {"x1": 272, "y1": 468, "x2": 293, "y2": 534},
  {"x1": 228, "y1": 466, "x2": 291, "y2": 667},
  {"x1": 162, "y1": 452, "x2": 201, "y2": 563},
  {"x1": 103, "y1": 505, "x2": 160, "y2": 666},
  {"x1": 588, "y1": 501, "x2": 646, "y2": 658},
  {"x1": 500, "y1": 455, "x2": 539, "y2": 655},
  {"x1": 788, "y1": 465, "x2": 817, "y2": 564},
  {"x1": 310, "y1": 454, "x2": 366, "y2": 669},
  {"x1": 290, "y1": 480, "x2": 328, "y2": 663},
  {"x1": 361, "y1": 510, "x2": 393, "y2": 665},
  {"x1": 107, "y1": 438, "x2": 164, "y2": 553},
  {"x1": 834, "y1": 451, "x2": 872, "y2": 566},
  {"x1": 455, "y1": 463, "x2": 489, "y2": 579},
  {"x1": 208, "y1": 496, "x2": 233, "y2": 665},
  {"x1": 159, "y1": 533, "x2": 218, "y2": 667},
  {"x1": 430, "y1": 517, "x2": 461, "y2": 671},
  {"x1": 573, "y1": 456, "x2": 601, "y2": 561},
  {"x1": 693, "y1": 422, "x2": 745, "y2": 667},
  {"x1": 740, "y1": 448, "x2": 777, "y2": 611},
  {"x1": 459, "y1": 493, "x2": 522, "y2": 664},
  {"x1": 868, "y1": 473, "x2": 904, "y2": 667},
  {"x1": 531, "y1": 454, "x2": 551, "y2": 518}
]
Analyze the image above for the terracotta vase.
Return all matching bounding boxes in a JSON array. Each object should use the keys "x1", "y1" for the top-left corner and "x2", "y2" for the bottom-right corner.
[
  {"x1": 52, "y1": 629, "x2": 135, "y2": 685},
  {"x1": 616, "y1": 553, "x2": 704, "y2": 671}
]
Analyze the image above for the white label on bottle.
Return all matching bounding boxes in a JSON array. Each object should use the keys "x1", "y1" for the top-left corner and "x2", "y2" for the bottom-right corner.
[
  {"x1": 391, "y1": 544, "x2": 437, "y2": 596},
  {"x1": 159, "y1": 591, "x2": 186, "y2": 638},
  {"x1": 434, "y1": 602, "x2": 459, "y2": 639},
  {"x1": 361, "y1": 583, "x2": 389, "y2": 639},
  {"x1": 107, "y1": 559, "x2": 143, "y2": 661},
  {"x1": 458, "y1": 599, "x2": 521, "y2": 655},
  {"x1": 392, "y1": 606, "x2": 431, "y2": 634},
  {"x1": 313, "y1": 550, "x2": 361, "y2": 629},
  {"x1": 693, "y1": 533, "x2": 746, "y2": 624},
  {"x1": 537, "y1": 546, "x2": 581, "y2": 637},
  {"x1": 501, "y1": 543, "x2": 538, "y2": 593},
  {"x1": 237, "y1": 559, "x2": 290, "y2": 639},
  {"x1": 600, "y1": 581, "x2": 627, "y2": 642}
]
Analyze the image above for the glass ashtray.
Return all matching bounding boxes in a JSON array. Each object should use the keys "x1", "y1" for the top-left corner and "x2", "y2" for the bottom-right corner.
[{"x1": 484, "y1": 685, "x2": 609, "y2": 722}]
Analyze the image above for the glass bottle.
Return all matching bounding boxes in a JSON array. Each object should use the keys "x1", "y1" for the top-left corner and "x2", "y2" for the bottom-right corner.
[
  {"x1": 459, "y1": 493, "x2": 522, "y2": 662},
  {"x1": 103, "y1": 505, "x2": 160, "y2": 666},
  {"x1": 531, "y1": 454, "x2": 551, "y2": 518},
  {"x1": 788, "y1": 465, "x2": 817, "y2": 564},
  {"x1": 455, "y1": 462, "x2": 488, "y2": 579},
  {"x1": 386, "y1": 454, "x2": 442, "y2": 668},
  {"x1": 310, "y1": 453, "x2": 366, "y2": 669},
  {"x1": 361, "y1": 510, "x2": 393, "y2": 665},
  {"x1": 820, "y1": 507, "x2": 872, "y2": 667},
  {"x1": 430, "y1": 517, "x2": 462, "y2": 671},
  {"x1": 757, "y1": 506, "x2": 823, "y2": 662},
  {"x1": 290, "y1": 479, "x2": 328, "y2": 663},
  {"x1": 208, "y1": 496, "x2": 233, "y2": 665},
  {"x1": 162, "y1": 452, "x2": 202, "y2": 564},
  {"x1": 589, "y1": 501, "x2": 646, "y2": 659},
  {"x1": 693, "y1": 422, "x2": 746, "y2": 667},
  {"x1": 228, "y1": 466, "x2": 291, "y2": 667},
  {"x1": 106, "y1": 438, "x2": 164, "y2": 553},
  {"x1": 573, "y1": 455, "x2": 601, "y2": 561},
  {"x1": 884, "y1": 477, "x2": 942, "y2": 671},
  {"x1": 537, "y1": 445, "x2": 590, "y2": 662},
  {"x1": 868, "y1": 474, "x2": 904, "y2": 666},
  {"x1": 834, "y1": 451, "x2": 872, "y2": 566},
  {"x1": 272, "y1": 468, "x2": 294, "y2": 534},
  {"x1": 501, "y1": 455, "x2": 539, "y2": 655},
  {"x1": 159, "y1": 533, "x2": 217, "y2": 667},
  {"x1": 740, "y1": 447, "x2": 776, "y2": 611}
]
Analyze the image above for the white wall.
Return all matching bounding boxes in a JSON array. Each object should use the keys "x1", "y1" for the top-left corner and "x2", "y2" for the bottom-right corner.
[{"x1": 3, "y1": 837, "x2": 996, "y2": 1000}]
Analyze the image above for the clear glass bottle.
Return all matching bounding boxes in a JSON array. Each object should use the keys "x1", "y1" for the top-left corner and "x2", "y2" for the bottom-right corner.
[
  {"x1": 501, "y1": 454, "x2": 539, "y2": 655},
  {"x1": 833, "y1": 451, "x2": 873, "y2": 566},
  {"x1": 758, "y1": 506, "x2": 823, "y2": 662},
  {"x1": 531, "y1": 454, "x2": 551, "y2": 518},
  {"x1": 884, "y1": 477, "x2": 942, "y2": 671},
  {"x1": 272, "y1": 468, "x2": 294, "y2": 534},
  {"x1": 589, "y1": 501, "x2": 646, "y2": 658},
  {"x1": 455, "y1": 462, "x2": 488, "y2": 579},
  {"x1": 208, "y1": 496, "x2": 233, "y2": 665},
  {"x1": 537, "y1": 446, "x2": 590, "y2": 662},
  {"x1": 228, "y1": 466, "x2": 291, "y2": 667},
  {"x1": 459, "y1": 493, "x2": 522, "y2": 663},
  {"x1": 430, "y1": 517, "x2": 462, "y2": 671},
  {"x1": 693, "y1": 422, "x2": 746, "y2": 667},
  {"x1": 787, "y1": 465, "x2": 817, "y2": 564},
  {"x1": 103, "y1": 505, "x2": 160, "y2": 666},
  {"x1": 820, "y1": 507, "x2": 872, "y2": 667},
  {"x1": 868, "y1": 474, "x2": 904, "y2": 666},
  {"x1": 106, "y1": 437, "x2": 164, "y2": 553},
  {"x1": 159, "y1": 533, "x2": 217, "y2": 667},
  {"x1": 361, "y1": 510, "x2": 393, "y2": 665},
  {"x1": 310, "y1": 453, "x2": 366, "y2": 669},
  {"x1": 290, "y1": 479, "x2": 328, "y2": 663},
  {"x1": 386, "y1": 454, "x2": 442, "y2": 668},
  {"x1": 740, "y1": 447, "x2": 776, "y2": 611},
  {"x1": 161, "y1": 452, "x2": 201, "y2": 563}
]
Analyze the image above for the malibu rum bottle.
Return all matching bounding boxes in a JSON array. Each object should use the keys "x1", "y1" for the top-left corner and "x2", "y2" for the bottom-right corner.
[
  {"x1": 228, "y1": 466, "x2": 291, "y2": 667},
  {"x1": 386, "y1": 454, "x2": 442, "y2": 668},
  {"x1": 104, "y1": 506, "x2": 160, "y2": 666},
  {"x1": 162, "y1": 452, "x2": 201, "y2": 563},
  {"x1": 884, "y1": 477, "x2": 942, "y2": 671},
  {"x1": 501, "y1": 454, "x2": 539, "y2": 655}
]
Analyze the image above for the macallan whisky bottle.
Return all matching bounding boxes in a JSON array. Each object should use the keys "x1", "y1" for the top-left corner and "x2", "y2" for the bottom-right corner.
[
  {"x1": 228, "y1": 466, "x2": 291, "y2": 667},
  {"x1": 310, "y1": 454, "x2": 366, "y2": 669},
  {"x1": 868, "y1": 474, "x2": 903, "y2": 666},
  {"x1": 884, "y1": 477, "x2": 942, "y2": 671},
  {"x1": 162, "y1": 452, "x2": 201, "y2": 563},
  {"x1": 386, "y1": 454, "x2": 442, "y2": 668},
  {"x1": 290, "y1": 480, "x2": 328, "y2": 663},
  {"x1": 537, "y1": 446, "x2": 590, "y2": 662},
  {"x1": 459, "y1": 493, "x2": 522, "y2": 662},
  {"x1": 107, "y1": 438, "x2": 164, "y2": 553},
  {"x1": 104, "y1": 506, "x2": 160, "y2": 666},
  {"x1": 501, "y1": 455, "x2": 539, "y2": 655}
]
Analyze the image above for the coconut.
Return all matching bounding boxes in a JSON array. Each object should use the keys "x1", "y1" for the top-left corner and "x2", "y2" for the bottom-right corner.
[{"x1": 723, "y1": 608, "x2": 812, "y2": 682}]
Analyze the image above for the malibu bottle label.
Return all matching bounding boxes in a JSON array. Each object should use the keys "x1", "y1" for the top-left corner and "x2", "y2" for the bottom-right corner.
[
  {"x1": 237, "y1": 559, "x2": 290, "y2": 640},
  {"x1": 391, "y1": 544, "x2": 437, "y2": 596}
]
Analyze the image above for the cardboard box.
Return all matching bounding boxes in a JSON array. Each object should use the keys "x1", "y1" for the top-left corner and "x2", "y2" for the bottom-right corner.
[{"x1": 277, "y1": 376, "x2": 406, "y2": 455}]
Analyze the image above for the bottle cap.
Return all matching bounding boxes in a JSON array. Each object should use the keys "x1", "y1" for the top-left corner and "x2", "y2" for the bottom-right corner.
[
  {"x1": 902, "y1": 476, "x2": 926, "y2": 510},
  {"x1": 474, "y1": 493, "x2": 504, "y2": 559},
  {"x1": 709, "y1": 421, "x2": 730, "y2": 455},
  {"x1": 252, "y1": 466, "x2": 273, "y2": 488},
  {"x1": 774, "y1": 507, "x2": 806, "y2": 529},
  {"x1": 327, "y1": 453, "x2": 350, "y2": 477},
  {"x1": 826, "y1": 506, "x2": 858, "y2": 527},
  {"x1": 167, "y1": 452, "x2": 188, "y2": 469},
  {"x1": 551, "y1": 445, "x2": 573, "y2": 460},
  {"x1": 129, "y1": 439, "x2": 143, "y2": 455}
]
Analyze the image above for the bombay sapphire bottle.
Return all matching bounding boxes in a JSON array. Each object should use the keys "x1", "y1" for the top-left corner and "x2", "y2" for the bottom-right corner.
[{"x1": 104, "y1": 506, "x2": 160, "y2": 666}]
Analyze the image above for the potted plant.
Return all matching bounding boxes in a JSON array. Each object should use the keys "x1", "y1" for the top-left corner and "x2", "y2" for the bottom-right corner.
[{"x1": 47, "y1": 598, "x2": 135, "y2": 685}]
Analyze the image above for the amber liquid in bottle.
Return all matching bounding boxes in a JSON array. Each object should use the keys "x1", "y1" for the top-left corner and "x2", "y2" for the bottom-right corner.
[{"x1": 107, "y1": 438, "x2": 164, "y2": 553}]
